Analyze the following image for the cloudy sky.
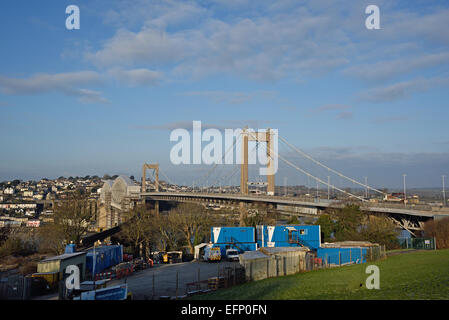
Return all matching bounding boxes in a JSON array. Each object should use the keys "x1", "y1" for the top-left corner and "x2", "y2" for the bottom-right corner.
[{"x1": 0, "y1": 0, "x2": 448, "y2": 189}]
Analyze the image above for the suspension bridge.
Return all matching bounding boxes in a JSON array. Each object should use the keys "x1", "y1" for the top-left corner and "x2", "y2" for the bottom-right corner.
[{"x1": 99, "y1": 128, "x2": 449, "y2": 237}]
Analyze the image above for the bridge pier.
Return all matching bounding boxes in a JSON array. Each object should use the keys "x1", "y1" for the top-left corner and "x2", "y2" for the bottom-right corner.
[{"x1": 239, "y1": 202, "x2": 248, "y2": 226}]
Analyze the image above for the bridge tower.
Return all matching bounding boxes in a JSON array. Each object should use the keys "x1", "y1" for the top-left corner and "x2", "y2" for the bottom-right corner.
[
  {"x1": 142, "y1": 163, "x2": 160, "y2": 215},
  {"x1": 240, "y1": 128, "x2": 276, "y2": 196},
  {"x1": 142, "y1": 163, "x2": 159, "y2": 192}
]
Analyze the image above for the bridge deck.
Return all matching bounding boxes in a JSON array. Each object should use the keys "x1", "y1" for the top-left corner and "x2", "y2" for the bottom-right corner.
[{"x1": 141, "y1": 192, "x2": 448, "y2": 218}]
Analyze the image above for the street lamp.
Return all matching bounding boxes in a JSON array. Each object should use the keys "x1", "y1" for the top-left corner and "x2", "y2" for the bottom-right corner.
[
  {"x1": 403, "y1": 174, "x2": 407, "y2": 207},
  {"x1": 364, "y1": 177, "x2": 368, "y2": 199},
  {"x1": 443, "y1": 175, "x2": 446, "y2": 207}
]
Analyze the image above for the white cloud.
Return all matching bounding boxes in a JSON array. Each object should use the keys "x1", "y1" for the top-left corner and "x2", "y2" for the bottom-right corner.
[
  {"x1": 179, "y1": 90, "x2": 275, "y2": 104},
  {"x1": 345, "y1": 52, "x2": 449, "y2": 81},
  {"x1": 108, "y1": 68, "x2": 163, "y2": 86},
  {"x1": 359, "y1": 77, "x2": 449, "y2": 103},
  {"x1": 0, "y1": 71, "x2": 102, "y2": 95},
  {"x1": 0, "y1": 71, "x2": 108, "y2": 104}
]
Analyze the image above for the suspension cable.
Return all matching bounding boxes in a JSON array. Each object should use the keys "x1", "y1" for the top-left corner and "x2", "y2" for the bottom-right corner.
[{"x1": 279, "y1": 135, "x2": 386, "y2": 196}]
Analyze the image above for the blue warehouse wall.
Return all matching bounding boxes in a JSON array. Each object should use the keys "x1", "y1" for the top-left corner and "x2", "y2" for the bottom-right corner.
[
  {"x1": 211, "y1": 227, "x2": 257, "y2": 255},
  {"x1": 211, "y1": 227, "x2": 255, "y2": 244},
  {"x1": 256, "y1": 225, "x2": 321, "y2": 250},
  {"x1": 317, "y1": 247, "x2": 368, "y2": 265},
  {"x1": 86, "y1": 245, "x2": 123, "y2": 274}
]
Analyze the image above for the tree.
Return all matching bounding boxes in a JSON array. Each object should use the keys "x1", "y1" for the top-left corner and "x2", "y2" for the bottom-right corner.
[
  {"x1": 423, "y1": 217, "x2": 449, "y2": 249},
  {"x1": 359, "y1": 215, "x2": 399, "y2": 249},
  {"x1": 314, "y1": 214, "x2": 335, "y2": 242},
  {"x1": 39, "y1": 193, "x2": 94, "y2": 249},
  {"x1": 38, "y1": 223, "x2": 67, "y2": 255},
  {"x1": 167, "y1": 203, "x2": 211, "y2": 254},
  {"x1": 119, "y1": 204, "x2": 155, "y2": 257},
  {"x1": 331, "y1": 204, "x2": 364, "y2": 241}
]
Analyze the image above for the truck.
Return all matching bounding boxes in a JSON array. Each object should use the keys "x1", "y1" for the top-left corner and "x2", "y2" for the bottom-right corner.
[
  {"x1": 203, "y1": 246, "x2": 221, "y2": 262},
  {"x1": 225, "y1": 248, "x2": 239, "y2": 261}
]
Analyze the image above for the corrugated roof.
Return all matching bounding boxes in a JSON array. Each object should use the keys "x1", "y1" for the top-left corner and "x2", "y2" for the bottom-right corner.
[
  {"x1": 260, "y1": 247, "x2": 310, "y2": 255},
  {"x1": 320, "y1": 241, "x2": 378, "y2": 248},
  {"x1": 40, "y1": 251, "x2": 86, "y2": 263},
  {"x1": 240, "y1": 251, "x2": 268, "y2": 260}
]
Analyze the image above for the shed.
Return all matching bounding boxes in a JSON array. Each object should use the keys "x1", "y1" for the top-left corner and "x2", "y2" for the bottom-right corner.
[
  {"x1": 194, "y1": 243, "x2": 209, "y2": 260},
  {"x1": 37, "y1": 252, "x2": 87, "y2": 281},
  {"x1": 239, "y1": 246, "x2": 310, "y2": 281}
]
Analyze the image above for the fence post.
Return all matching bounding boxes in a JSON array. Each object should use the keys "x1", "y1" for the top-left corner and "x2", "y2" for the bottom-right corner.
[
  {"x1": 349, "y1": 249, "x2": 352, "y2": 264},
  {"x1": 233, "y1": 264, "x2": 236, "y2": 286},
  {"x1": 325, "y1": 254, "x2": 328, "y2": 268},
  {"x1": 338, "y1": 251, "x2": 341, "y2": 266},
  {"x1": 176, "y1": 271, "x2": 178, "y2": 299},
  {"x1": 266, "y1": 259, "x2": 269, "y2": 279},
  {"x1": 152, "y1": 273, "x2": 155, "y2": 299},
  {"x1": 360, "y1": 248, "x2": 363, "y2": 263},
  {"x1": 434, "y1": 237, "x2": 437, "y2": 250}
]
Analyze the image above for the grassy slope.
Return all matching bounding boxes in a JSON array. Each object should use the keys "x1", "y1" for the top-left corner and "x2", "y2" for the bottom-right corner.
[{"x1": 191, "y1": 249, "x2": 449, "y2": 300}]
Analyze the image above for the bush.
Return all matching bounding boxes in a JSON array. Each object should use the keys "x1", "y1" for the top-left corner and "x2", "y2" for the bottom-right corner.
[
  {"x1": 0, "y1": 237, "x2": 37, "y2": 258},
  {"x1": 423, "y1": 217, "x2": 449, "y2": 249}
]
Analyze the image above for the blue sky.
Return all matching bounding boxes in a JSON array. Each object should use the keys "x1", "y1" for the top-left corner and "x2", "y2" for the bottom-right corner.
[{"x1": 0, "y1": 0, "x2": 448, "y2": 189}]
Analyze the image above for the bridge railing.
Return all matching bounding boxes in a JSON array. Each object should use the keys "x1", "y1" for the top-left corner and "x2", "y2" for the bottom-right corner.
[{"x1": 143, "y1": 191, "x2": 434, "y2": 212}]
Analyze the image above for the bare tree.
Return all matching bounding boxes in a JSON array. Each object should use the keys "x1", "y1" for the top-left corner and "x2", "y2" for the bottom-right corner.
[
  {"x1": 167, "y1": 203, "x2": 212, "y2": 254},
  {"x1": 52, "y1": 193, "x2": 94, "y2": 245},
  {"x1": 38, "y1": 193, "x2": 94, "y2": 254},
  {"x1": 119, "y1": 204, "x2": 154, "y2": 257}
]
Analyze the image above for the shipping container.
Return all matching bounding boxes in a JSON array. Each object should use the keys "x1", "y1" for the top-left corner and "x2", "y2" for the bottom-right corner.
[
  {"x1": 85, "y1": 245, "x2": 123, "y2": 275},
  {"x1": 256, "y1": 225, "x2": 321, "y2": 249}
]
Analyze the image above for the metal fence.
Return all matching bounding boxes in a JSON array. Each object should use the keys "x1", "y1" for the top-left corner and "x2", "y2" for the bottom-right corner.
[
  {"x1": 398, "y1": 237, "x2": 436, "y2": 250},
  {"x1": 240, "y1": 246, "x2": 386, "y2": 283},
  {"x1": 137, "y1": 264, "x2": 246, "y2": 300},
  {"x1": 0, "y1": 274, "x2": 26, "y2": 300}
]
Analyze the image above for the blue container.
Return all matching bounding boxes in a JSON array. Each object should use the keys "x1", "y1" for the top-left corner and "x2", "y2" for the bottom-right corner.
[
  {"x1": 86, "y1": 245, "x2": 123, "y2": 275},
  {"x1": 256, "y1": 225, "x2": 321, "y2": 249},
  {"x1": 212, "y1": 243, "x2": 258, "y2": 256},
  {"x1": 317, "y1": 247, "x2": 368, "y2": 265},
  {"x1": 65, "y1": 244, "x2": 76, "y2": 253},
  {"x1": 210, "y1": 227, "x2": 257, "y2": 255},
  {"x1": 211, "y1": 227, "x2": 255, "y2": 244}
]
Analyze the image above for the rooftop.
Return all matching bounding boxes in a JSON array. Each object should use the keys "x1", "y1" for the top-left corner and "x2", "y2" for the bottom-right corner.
[{"x1": 40, "y1": 251, "x2": 86, "y2": 263}]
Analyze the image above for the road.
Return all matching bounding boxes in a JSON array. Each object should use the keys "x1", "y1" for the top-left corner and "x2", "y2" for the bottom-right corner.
[{"x1": 109, "y1": 260, "x2": 241, "y2": 299}]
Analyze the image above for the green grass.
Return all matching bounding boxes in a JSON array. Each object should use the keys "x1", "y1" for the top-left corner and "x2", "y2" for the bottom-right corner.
[{"x1": 191, "y1": 249, "x2": 449, "y2": 300}]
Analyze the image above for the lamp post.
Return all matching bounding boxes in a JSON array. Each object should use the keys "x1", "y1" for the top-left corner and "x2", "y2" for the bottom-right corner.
[
  {"x1": 403, "y1": 174, "x2": 407, "y2": 207},
  {"x1": 364, "y1": 177, "x2": 368, "y2": 199},
  {"x1": 443, "y1": 175, "x2": 446, "y2": 207}
]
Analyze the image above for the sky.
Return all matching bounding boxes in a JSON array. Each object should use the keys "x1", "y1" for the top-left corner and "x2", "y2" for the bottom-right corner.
[{"x1": 0, "y1": 0, "x2": 448, "y2": 189}]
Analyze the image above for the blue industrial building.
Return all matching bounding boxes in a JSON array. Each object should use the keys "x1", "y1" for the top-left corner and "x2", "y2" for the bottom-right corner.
[{"x1": 210, "y1": 225, "x2": 375, "y2": 265}]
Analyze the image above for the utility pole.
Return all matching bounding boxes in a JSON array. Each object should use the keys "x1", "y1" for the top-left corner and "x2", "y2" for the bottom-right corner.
[
  {"x1": 316, "y1": 181, "x2": 319, "y2": 200},
  {"x1": 403, "y1": 174, "x2": 407, "y2": 207},
  {"x1": 364, "y1": 176, "x2": 368, "y2": 199},
  {"x1": 443, "y1": 175, "x2": 446, "y2": 207},
  {"x1": 327, "y1": 176, "x2": 330, "y2": 200}
]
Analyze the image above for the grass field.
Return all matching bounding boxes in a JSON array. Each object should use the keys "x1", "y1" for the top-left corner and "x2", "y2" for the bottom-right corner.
[{"x1": 191, "y1": 249, "x2": 449, "y2": 300}]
